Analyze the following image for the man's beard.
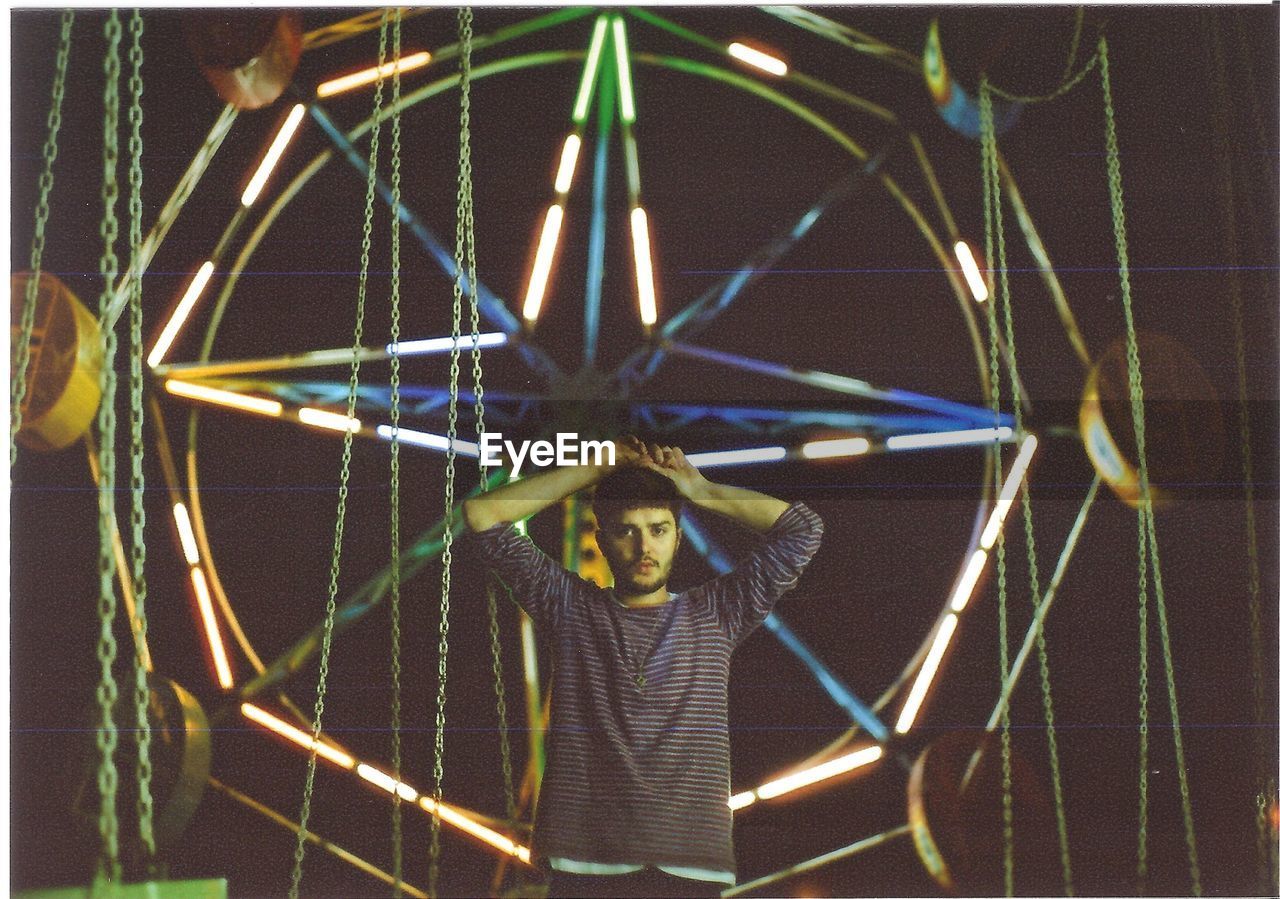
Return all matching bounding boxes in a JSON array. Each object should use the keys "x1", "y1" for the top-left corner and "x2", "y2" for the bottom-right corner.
[{"x1": 614, "y1": 567, "x2": 672, "y2": 597}]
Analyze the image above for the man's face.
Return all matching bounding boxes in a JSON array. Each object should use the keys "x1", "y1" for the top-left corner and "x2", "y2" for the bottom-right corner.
[{"x1": 596, "y1": 506, "x2": 681, "y2": 598}]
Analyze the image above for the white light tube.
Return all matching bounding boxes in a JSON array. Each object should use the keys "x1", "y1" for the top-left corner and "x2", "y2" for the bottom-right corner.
[
  {"x1": 172, "y1": 502, "x2": 201, "y2": 565},
  {"x1": 727, "y1": 42, "x2": 788, "y2": 77},
  {"x1": 613, "y1": 16, "x2": 636, "y2": 124},
  {"x1": 630, "y1": 206, "x2": 657, "y2": 326},
  {"x1": 684, "y1": 446, "x2": 786, "y2": 468},
  {"x1": 886, "y1": 426, "x2": 1013, "y2": 451},
  {"x1": 241, "y1": 703, "x2": 355, "y2": 769},
  {"x1": 191, "y1": 568, "x2": 233, "y2": 689},
  {"x1": 949, "y1": 549, "x2": 989, "y2": 612},
  {"x1": 572, "y1": 17, "x2": 609, "y2": 123},
  {"x1": 165, "y1": 379, "x2": 284, "y2": 417},
  {"x1": 954, "y1": 239, "x2": 989, "y2": 303},
  {"x1": 895, "y1": 613, "x2": 959, "y2": 734},
  {"x1": 388, "y1": 333, "x2": 507, "y2": 355},
  {"x1": 756, "y1": 745, "x2": 883, "y2": 799},
  {"x1": 554, "y1": 134, "x2": 582, "y2": 194},
  {"x1": 357, "y1": 763, "x2": 420, "y2": 802},
  {"x1": 241, "y1": 104, "x2": 307, "y2": 207},
  {"x1": 801, "y1": 437, "x2": 870, "y2": 459},
  {"x1": 298, "y1": 407, "x2": 362, "y2": 433},
  {"x1": 523, "y1": 204, "x2": 564, "y2": 322},
  {"x1": 979, "y1": 434, "x2": 1038, "y2": 550},
  {"x1": 375, "y1": 425, "x2": 479, "y2": 458},
  {"x1": 316, "y1": 51, "x2": 431, "y2": 98},
  {"x1": 149, "y1": 261, "x2": 215, "y2": 368}
]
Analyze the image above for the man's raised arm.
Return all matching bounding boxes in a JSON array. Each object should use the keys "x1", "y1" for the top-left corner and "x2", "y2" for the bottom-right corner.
[
  {"x1": 461, "y1": 435, "x2": 647, "y2": 533},
  {"x1": 640, "y1": 445, "x2": 789, "y2": 533}
]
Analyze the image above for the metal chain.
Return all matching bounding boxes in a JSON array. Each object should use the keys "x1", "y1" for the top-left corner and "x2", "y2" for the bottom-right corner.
[
  {"x1": 982, "y1": 77, "x2": 1074, "y2": 898},
  {"x1": 12, "y1": 10, "x2": 73, "y2": 465},
  {"x1": 1099, "y1": 37, "x2": 1202, "y2": 896},
  {"x1": 288, "y1": 14, "x2": 389, "y2": 899},
  {"x1": 459, "y1": 3, "x2": 518, "y2": 829},
  {"x1": 94, "y1": 10, "x2": 124, "y2": 884},
  {"x1": 429, "y1": 11, "x2": 473, "y2": 893},
  {"x1": 125, "y1": 8, "x2": 156, "y2": 862},
  {"x1": 388, "y1": 8, "x2": 405, "y2": 896},
  {"x1": 984, "y1": 8, "x2": 1096, "y2": 105},
  {"x1": 1205, "y1": 16, "x2": 1275, "y2": 892},
  {"x1": 978, "y1": 82, "x2": 1014, "y2": 899}
]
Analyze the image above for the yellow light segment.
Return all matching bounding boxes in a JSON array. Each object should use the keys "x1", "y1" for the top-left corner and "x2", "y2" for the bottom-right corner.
[
  {"x1": 357, "y1": 763, "x2": 419, "y2": 802},
  {"x1": 572, "y1": 16, "x2": 610, "y2": 123},
  {"x1": 727, "y1": 42, "x2": 788, "y2": 77},
  {"x1": 523, "y1": 204, "x2": 565, "y2": 322},
  {"x1": 801, "y1": 437, "x2": 870, "y2": 459},
  {"x1": 149, "y1": 261, "x2": 215, "y2": 368},
  {"x1": 630, "y1": 206, "x2": 658, "y2": 326},
  {"x1": 241, "y1": 104, "x2": 307, "y2": 207},
  {"x1": 948, "y1": 549, "x2": 989, "y2": 612},
  {"x1": 756, "y1": 745, "x2": 883, "y2": 799},
  {"x1": 980, "y1": 434, "x2": 1038, "y2": 550},
  {"x1": 728, "y1": 791, "x2": 757, "y2": 811},
  {"x1": 954, "y1": 240, "x2": 989, "y2": 303},
  {"x1": 895, "y1": 613, "x2": 959, "y2": 734},
  {"x1": 418, "y1": 795, "x2": 532, "y2": 862},
  {"x1": 612, "y1": 16, "x2": 636, "y2": 124},
  {"x1": 190, "y1": 568, "x2": 234, "y2": 689},
  {"x1": 316, "y1": 51, "x2": 432, "y2": 98},
  {"x1": 172, "y1": 502, "x2": 201, "y2": 565},
  {"x1": 554, "y1": 133, "x2": 582, "y2": 194},
  {"x1": 299, "y1": 407, "x2": 362, "y2": 433},
  {"x1": 165, "y1": 379, "x2": 284, "y2": 417},
  {"x1": 241, "y1": 703, "x2": 356, "y2": 769}
]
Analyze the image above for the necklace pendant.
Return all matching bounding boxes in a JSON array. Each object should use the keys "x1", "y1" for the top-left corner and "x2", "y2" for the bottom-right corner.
[{"x1": 635, "y1": 673, "x2": 646, "y2": 690}]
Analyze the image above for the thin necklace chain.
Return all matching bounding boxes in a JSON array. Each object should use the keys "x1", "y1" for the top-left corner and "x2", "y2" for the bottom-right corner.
[{"x1": 615, "y1": 597, "x2": 671, "y2": 693}]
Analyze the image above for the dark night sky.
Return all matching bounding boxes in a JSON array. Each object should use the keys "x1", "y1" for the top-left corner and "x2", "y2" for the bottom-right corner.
[{"x1": 10, "y1": 5, "x2": 1279, "y2": 897}]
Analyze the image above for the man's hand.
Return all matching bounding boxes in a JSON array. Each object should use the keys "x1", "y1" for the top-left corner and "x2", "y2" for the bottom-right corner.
[
  {"x1": 640, "y1": 444, "x2": 709, "y2": 501},
  {"x1": 613, "y1": 435, "x2": 651, "y2": 469}
]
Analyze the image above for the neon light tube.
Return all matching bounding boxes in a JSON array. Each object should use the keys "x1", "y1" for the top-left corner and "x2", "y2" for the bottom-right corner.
[
  {"x1": 684, "y1": 446, "x2": 786, "y2": 468},
  {"x1": 523, "y1": 204, "x2": 564, "y2": 322},
  {"x1": 756, "y1": 745, "x2": 883, "y2": 799},
  {"x1": 241, "y1": 703, "x2": 356, "y2": 769},
  {"x1": 980, "y1": 434, "x2": 1038, "y2": 550},
  {"x1": 949, "y1": 549, "x2": 988, "y2": 612},
  {"x1": 172, "y1": 502, "x2": 200, "y2": 565},
  {"x1": 299, "y1": 407, "x2": 362, "y2": 433},
  {"x1": 623, "y1": 131, "x2": 641, "y2": 198},
  {"x1": 357, "y1": 763, "x2": 419, "y2": 802},
  {"x1": 388, "y1": 333, "x2": 507, "y2": 355},
  {"x1": 191, "y1": 568, "x2": 233, "y2": 689},
  {"x1": 954, "y1": 240, "x2": 989, "y2": 303},
  {"x1": 727, "y1": 42, "x2": 788, "y2": 77},
  {"x1": 801, "y1": 437, "x2": 870, "y2": 459},
  {"x1": 316, "y1": 51, "x2": 432, "y2": 98},
  {"x1": 165, "y1": 380, "x2": 284, "y2": 417},
  {"x1": 375, "y1": 426, "x2": 479, "y2": 458},
  {"x1": 418, "y1": 795, "x2": 531, "y2": 862},
  {"x1": 612, "y1": 16, "x2": 636, "y2": 124},
  {"x1": 241, "y1": 104, "x2": 307, "y2": 207},
  {"x1": 886, "y1": 426, "x2": 1013, "y2": 451},
  {"x1": 572, "y1": 16, "x2": 609, "y2": 123},
  {"x1": 554, "y1": 133, "x2": 582, "y2": 194},
  {"x1": 728, "y1": 791, "x2": 757, "y2": 811},
  {"x1": 149, "y1": 261, "x2": 215, "y2": 368},
  {"x1": 895, "y1": 613, "x2": 959, "y2": 734},
  {"x1": 630, "y1": 207, "x2": 657, "y2": 326}
]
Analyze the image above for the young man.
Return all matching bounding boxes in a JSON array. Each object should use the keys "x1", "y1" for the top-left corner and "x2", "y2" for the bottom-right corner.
[{"x1": 463, "y1": 437, "x2": 823, "y2": 897}]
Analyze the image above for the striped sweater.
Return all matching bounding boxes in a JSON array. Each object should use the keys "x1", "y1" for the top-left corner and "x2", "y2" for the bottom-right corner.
[{"x1": 473, "y1": 502, "x2": 824, "y2": 878}]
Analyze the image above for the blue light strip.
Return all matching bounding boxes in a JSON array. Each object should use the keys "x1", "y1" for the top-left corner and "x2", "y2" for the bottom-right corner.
[
  {"x1": 584, "y1": 61, "x2": 616, "y2": 367},
  {"x1": 680, "y1": 511, "x2": 888, "y2": 740}
]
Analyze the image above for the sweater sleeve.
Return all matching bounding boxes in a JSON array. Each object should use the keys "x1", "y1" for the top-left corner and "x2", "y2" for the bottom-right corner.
[
  {"x1": 469, "y1": 523, "x2": 579, "y2": 633},
  {"x1": 697, "y1": 502, "x2": 824, "y2": 646}
]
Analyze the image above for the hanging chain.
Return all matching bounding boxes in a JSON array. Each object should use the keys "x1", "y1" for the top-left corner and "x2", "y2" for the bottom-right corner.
[
  {"x1": 94, "y1": 10, "x2": 124, "y2": 884},
  {"x1": 978, "y1": 81, "x2": 1014, "y2": 899},
  {"x1": 459, "y1": 3, "x2": 518, "y2": 829},
  {"x1": 12, "y1": 10, "x2": 73, "y2": 465},
  {"x1": 125, "y1": 8, "x2": 156, "y2": 862},
  {"x1": 1099, "y1": 37, "x2": 1202, "y2": 896},
  {"x1": 1205, "y1": 15, "x2": 1274, "y2": 892},
  {"x1": 982, "y1": 77, "x2": 1074, "y2": 897},
  {"x1": 388, "y1": 8, "x2": 405, "y2": 896},
  {"x1": 985, "y1": 9, "x2": 1098, "y2": 105},
  {"x1": 288, "y1": 14, "x2": 389, "y2": 899},
  {"x1": 429, "y1": 10, "x2": 474, "y2": 894}
]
